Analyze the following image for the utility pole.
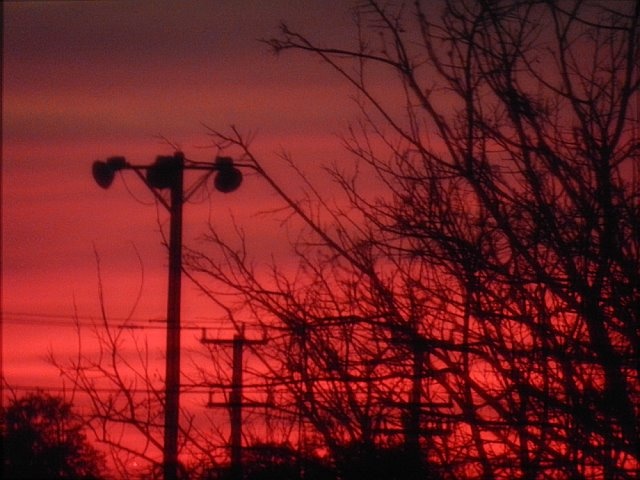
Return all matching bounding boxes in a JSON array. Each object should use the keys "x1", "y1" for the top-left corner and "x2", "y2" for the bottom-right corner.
[
  {"x1": 163, "y1": 153, "x2": 183, "y2": 480},
  {"x1": 379, "y1": 333, "x2": 452, "y2": 462},
  {"x1": 202, "y1": 325, "x2": 267, "y2": 480},
  {"x1": 92, "y1": 153, "x2": 245, "y2": 480},
  {"x1": 406, "y1": 346, "x2": 424, "y2": 456}
]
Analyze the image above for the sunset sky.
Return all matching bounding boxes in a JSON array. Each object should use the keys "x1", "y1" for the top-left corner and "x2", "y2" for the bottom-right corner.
[
  {"x1": 3, "y1": 1, "x2": 361, "y2": 396},
  {"x1": 5, "y1": 2, "x2": 640, "y2": 478}
]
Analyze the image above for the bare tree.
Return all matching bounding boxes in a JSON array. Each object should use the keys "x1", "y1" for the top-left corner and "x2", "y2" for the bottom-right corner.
[
  {"x1": 52, "y1": 251, "x2": 228, "y2": 478},
  {"x1": 186, "y1": 1, "x2": 639, "y2": 478}
]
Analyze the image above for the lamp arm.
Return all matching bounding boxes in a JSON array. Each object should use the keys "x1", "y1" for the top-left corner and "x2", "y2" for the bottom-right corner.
[{"x1": 131, "y1": 168, "x2": 171, "y2": 211}]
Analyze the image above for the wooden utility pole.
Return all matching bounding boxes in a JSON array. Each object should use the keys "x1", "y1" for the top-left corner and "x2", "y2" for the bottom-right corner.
[
  {"x1": 202, "y1": 326, "x2": 266, "y2": 480},
  {"x1": 163, "y1": 153, "x2": 183, "y2": 480},
  {"x1": 380, "y1": 333, "x2": 452, "y2": 456}
]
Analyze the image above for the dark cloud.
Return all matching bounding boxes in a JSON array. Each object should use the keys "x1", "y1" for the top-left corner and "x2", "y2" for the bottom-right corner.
[{"x1": 4, "y1": 0, "x2": 355, "y2": 82}]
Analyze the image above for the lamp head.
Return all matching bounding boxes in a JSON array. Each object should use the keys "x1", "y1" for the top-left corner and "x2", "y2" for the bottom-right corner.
[
  {"x1": 92, "y1": 156, "x2": 127, "y2": 189},
  {"x1": 146, "y1": 155, "x2": 182, "y2": 189},
  {"x1": 213, "y1": 156, "x2": 243, "y2": 193}
]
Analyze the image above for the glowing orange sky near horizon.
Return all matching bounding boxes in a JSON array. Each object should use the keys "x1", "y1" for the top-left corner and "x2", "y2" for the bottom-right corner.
[
  {"x1": 4, "y1": 3, "x2": 640, "y2": 477},
  {"x1": 3, "y1": 4, "x2": 381, "y2": 471},
  {"x1": 2, "y1": 0, "x2": 364, "y2": 398}
]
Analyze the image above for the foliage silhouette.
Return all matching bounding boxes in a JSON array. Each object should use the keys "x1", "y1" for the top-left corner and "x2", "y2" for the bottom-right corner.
[{"x1": 1, "y1": 392, "x2": 106, "y2": 480}]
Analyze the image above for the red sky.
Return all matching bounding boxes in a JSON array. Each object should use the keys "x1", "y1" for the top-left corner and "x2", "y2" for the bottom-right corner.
[{"x1": 2, "y1": 1, "x2": 360, "y2": 400}]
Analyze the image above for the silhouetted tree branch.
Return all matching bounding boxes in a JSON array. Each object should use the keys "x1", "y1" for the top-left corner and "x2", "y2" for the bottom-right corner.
[{"x1": 51, "y1": 249, "x2": 227, "y2": 478}]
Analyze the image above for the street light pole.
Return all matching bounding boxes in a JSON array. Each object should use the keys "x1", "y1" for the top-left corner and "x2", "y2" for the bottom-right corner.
[
  {"x1": 92, "y1": 152, "x2": 244, "y2": 480},
  {"x1": 163, "y1": 152, "x2": 183, "y2": 480}
]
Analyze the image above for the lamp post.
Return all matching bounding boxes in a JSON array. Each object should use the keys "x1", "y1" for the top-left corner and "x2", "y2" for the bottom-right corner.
[{"x1": 92, "y1": 152, "x2": 244, "y2": 480}]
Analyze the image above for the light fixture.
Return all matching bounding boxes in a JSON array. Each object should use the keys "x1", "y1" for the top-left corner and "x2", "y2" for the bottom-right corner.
[
  {"x1": 146, "y1": 155, "x2": 182, "y2": 190},
  {"x1": 213, "y1": 156, "x2": 243, "y2": 193},
  {"x1": 92, "y1": 156, "x2": 127, "y2": 189}
]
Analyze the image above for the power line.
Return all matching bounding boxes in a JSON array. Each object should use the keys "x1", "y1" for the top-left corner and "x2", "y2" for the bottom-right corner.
[
  {"x1": 4, "y1": 383, "x2": 232, "y2": 395},
  {"x1": 3, "y1": 318, "x2": 161, "y2": 330},
  {"x1": 3, "y1": 310, "x2": 164, "y2": 323},
  {"x1": 2, "y1": 311, "x2": 250, "y2": 331}
]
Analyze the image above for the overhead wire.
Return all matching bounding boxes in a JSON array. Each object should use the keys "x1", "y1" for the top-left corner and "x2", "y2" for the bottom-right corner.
[
  {"x1": 2, "y1": 310, "x2": 263, "y2": 332},
  {"x1": 4, "y1": 384, "x2": 230, "y2": 395}
]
